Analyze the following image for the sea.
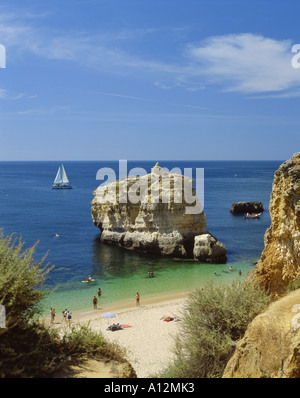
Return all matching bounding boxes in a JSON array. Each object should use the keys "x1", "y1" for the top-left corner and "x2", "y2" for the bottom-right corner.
[{"x1": 0, "y1": 160, "x2": 282, "y2": 316}]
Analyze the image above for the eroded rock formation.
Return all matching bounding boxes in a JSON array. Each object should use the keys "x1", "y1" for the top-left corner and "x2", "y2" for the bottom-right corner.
[
  {"x1": 91, "y1": 163, "x2": 227, "y2": 263},
  {"x1": 223, "y1": 289, "x2": 300, "y2": 378},
  {"x1": 193, "y1": 233, "x2": 227, "y2": 264},
  {"x1": 253, "y1": 153, "x2": 300, "y2": 295},
  {"x1": 223, "y1": 153, "x2": 300, "y2": 378}
]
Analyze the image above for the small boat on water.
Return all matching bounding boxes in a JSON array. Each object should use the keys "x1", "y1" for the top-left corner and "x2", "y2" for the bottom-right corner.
[
  {"x1": 52, "y1": 164, "x2": 72, "y2": 189},
  {"x1": 244, "y1": 212, "x2": 261, "y2": 219}
]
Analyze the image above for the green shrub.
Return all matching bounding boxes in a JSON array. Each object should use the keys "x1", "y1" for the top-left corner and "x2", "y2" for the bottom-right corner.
[
  {"x1": 0, "y1": 231, "x2": 126, "y2": 377},
  {"x1": 159, "y1": 280, "x2": 271, "y2": 378},
  {"x1": 0, "y1": 231, "x2": 53, "y2": 328},
  {"x1": 287, "y1": 274, "x2": 300, "y2": 292},
  {"x1": 59, "y1": 323, "x2": 126, "y2": 361}
]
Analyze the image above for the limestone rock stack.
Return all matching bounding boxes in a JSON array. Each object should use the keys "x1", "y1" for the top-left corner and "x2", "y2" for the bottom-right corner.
[
  {"x1": 253, "y1": 153, "x2": 300, "y2": 294},
  {"x1": 91, "y1": 163, "x2": 227, "y2": 263}
]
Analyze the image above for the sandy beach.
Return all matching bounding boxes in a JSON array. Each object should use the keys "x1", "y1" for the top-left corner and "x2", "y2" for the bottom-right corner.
[{"x1": 48, "y1": 291, "x2": 189, "y2": 378}]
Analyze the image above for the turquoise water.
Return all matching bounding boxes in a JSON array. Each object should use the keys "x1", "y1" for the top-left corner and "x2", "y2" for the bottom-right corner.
[
  {"x1": 42, "y1": 256, "x2": 251, "y2": 314},
  {"x1": 0, "y1": 160, "x2": 281, "y2": 316}
]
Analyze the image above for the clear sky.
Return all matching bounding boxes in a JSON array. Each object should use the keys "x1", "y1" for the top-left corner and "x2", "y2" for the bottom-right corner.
[{"x1": 0, "y1": 0, "x2": 300, "y2": 161}]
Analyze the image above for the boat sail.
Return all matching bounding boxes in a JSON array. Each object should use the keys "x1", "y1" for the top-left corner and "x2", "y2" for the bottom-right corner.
[{"x1": 52, "y1": 164, "x2": 72, "y2": 189}]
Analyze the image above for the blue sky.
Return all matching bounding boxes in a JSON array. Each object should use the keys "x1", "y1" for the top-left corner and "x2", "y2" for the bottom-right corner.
[{"x1": 0, "y1": 0, "x2": 300, "y2": 161}]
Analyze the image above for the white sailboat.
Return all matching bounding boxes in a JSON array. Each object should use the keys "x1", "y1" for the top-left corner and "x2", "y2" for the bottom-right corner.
[{"x1": 52, "y1": 164, "x2": 72, "y2": 189}]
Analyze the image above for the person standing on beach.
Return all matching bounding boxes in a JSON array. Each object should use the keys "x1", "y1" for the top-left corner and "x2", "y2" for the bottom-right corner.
[
  {"x1": 136, "y1": 292, "x2": 140, "y2": 307},
  {"x1": 50, "y1": 308, "x2": 55, "y2": 324},
  {"x1": 62, "y1": 309, "x2": 67, "y2": 322},
  {"x1": 67, "y1": 311, "x2": 72, "y2": 326},
  {"x1": 50, "y1": 308, "x2": 54, "y2": 324},
  {"x1": 93, "y1": 296, "x2": 98, "y2": 309}
]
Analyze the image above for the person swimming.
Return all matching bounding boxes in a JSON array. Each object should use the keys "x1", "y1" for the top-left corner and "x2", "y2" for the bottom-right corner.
[{"x1": 148, "y1": 271, "x2": 154, "y2": 278}]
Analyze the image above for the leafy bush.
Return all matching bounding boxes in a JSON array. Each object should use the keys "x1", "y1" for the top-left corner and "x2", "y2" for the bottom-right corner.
[
  {"x1": 0, "y1": 231, "x2": 126, "y2": 377},
  {"x1": 0, "y1": 232, "x2": 59, "y2": 377},
  {"x1": 159, "y1": 280, "x2": 271, "y2": 378},
  {"x1": 0, "y1": 231, "x2": 53, "y2": 328}
]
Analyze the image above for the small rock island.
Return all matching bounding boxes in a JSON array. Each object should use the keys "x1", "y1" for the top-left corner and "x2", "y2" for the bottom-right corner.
[
  {"x1": 230, "y1": 201, "x2": 264, "y2": 215},
  {"x1": 91, "y1": 163, "x2": 227, "y2": 264}
]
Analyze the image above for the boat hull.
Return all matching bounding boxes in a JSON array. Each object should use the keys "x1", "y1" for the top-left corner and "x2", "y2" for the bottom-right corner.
[
  {"x1": 244, "y1": 213, "x2": 261, "y2": 219},
  {"x1": 52, "y1": 185, "x2": 73, "y2": 189}
]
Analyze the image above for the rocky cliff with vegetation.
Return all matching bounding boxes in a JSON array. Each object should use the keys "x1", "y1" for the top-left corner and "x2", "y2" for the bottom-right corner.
[
  {"x1": 91, "y1": 163, "x2": 226, "y2": 263},
  {"x1": 222, "y1": 153, "x2": 300, "y2": 378},
  {"x1": 223, "y1": 288, "x2": 300, "y2": 378},
  {"x1": 253, "y1": 152, "x2": 300, "y2": 295}
]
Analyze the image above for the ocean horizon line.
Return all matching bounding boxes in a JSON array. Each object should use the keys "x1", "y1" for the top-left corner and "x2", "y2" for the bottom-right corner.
[{"x1": 0, "y1": 159, "x2": 285, "y2": 163}]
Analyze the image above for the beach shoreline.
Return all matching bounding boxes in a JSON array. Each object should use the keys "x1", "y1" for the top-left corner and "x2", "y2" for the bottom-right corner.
[
  {"x1": 45, "y1": 291, "x2": 189, "y2": 378},
  {"x1": 71, "y1": 289, "x2": 189, "y2": 323},
  {"x1": 44, "y1": 287, "x2": 191, "y2": 323}
]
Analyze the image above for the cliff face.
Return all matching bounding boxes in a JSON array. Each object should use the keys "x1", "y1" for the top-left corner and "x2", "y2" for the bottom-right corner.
[
  {"x1": 223, "y1": 153, "x2": 300, "y2": 378},
  {"x1": 223, "y1": 289, "x2": 300, "y2": 378},
  {"x1": 253, "y1": 153, "x2": 300, "y2": 295},
  {"x1": 91, "y1": 163, "x2": 226, "y2": 263}
]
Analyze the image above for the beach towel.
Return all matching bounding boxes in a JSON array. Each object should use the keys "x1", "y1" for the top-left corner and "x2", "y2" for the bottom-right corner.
[
  {"x1": 162, "y1": 317, "x2": 181, "y2": 322},
  {"x1": 162, "y1": 316, "x2": 174, "y2": 322}
]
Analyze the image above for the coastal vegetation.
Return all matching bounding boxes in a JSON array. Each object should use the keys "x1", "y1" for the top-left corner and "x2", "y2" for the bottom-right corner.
[
  {"x1": 158, "y1": 280, "x2": 271, "y2": 378},
  {"x1": 0, "y1": 231, "x2": 129, "y2": 378},
  {"x1": 287, "y1": 275, "x2": 300, "y2": 292}
]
